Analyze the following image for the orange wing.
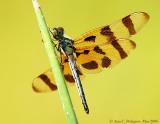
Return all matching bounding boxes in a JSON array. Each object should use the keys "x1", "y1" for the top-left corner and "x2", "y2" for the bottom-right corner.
[
  {"x1": 74, "y1": 12, "x2": 149, "y2": 50},
  {"x1": 73, "y1": 12, "x2": 149, "y2": 73},
  {"x1": 32, "y1": 55, "x2": 84, "y2": 92},
  {"x1": 75, "y1": 38, "x2": 136, "y2": 74},
  {"x1": 32, "y1": 12, "x2": 149, "y2": 92}
]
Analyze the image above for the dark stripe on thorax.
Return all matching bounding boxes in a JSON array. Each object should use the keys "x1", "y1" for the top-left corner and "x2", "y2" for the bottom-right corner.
[
  {"x1": 122, "y1": 15, "x2": 136, "y2": 35},
  {"x1": 39, "y1": 74, "x2": 57, "y2": 90}
]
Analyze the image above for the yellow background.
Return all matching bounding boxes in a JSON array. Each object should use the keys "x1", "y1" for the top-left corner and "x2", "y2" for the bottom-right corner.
[{"x1": 0, "y1": 0, "x2": 160, "y2": 123}]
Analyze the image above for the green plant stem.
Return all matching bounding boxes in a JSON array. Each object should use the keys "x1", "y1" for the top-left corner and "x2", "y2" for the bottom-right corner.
[{"x1": 32, "y1": 0, "x2": 78, "y2": 123}]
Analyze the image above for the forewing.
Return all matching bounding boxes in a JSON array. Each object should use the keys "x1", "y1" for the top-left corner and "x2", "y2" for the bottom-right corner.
[{"x1": 74, "y1": 12, "x2": 149, "y2": 50}]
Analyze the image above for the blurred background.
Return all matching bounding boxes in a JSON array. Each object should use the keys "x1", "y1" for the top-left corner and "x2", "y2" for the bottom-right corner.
[{"x1": 0, "y1": 0, "x2": 160, "y2": 123}]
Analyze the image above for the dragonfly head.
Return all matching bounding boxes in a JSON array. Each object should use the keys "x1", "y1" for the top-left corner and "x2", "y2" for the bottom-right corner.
[{"x1": 50, "y1": 27, "x2": 64, "y2": 40}]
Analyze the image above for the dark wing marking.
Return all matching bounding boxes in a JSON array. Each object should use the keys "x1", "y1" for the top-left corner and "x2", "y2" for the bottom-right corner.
[
  {"x1": 73, "y1": 12, "x2": 149, "y2": 50},
  {"x1": 122, "y1": 15, "x2": 136, "y2": 35},
  {"x1": 84, "y1": 36, "x2": 96, "y2": 42},
  {"x1": 32, "y1": 69, "x2": 57, "y2": 92},
  {"x1": 75, "y1": 39, "x2": 136, "y2": 74},
  {"x1": 32, "y1": 55, "x2": 85, "y2": 92},
  {"x1": 33, "y1": 12, "x2": 149, "y2": 92},
  {"x1": 111, "y1": 40, "x2": 128, "y2": 59},
  {"x1": 81, "y1": 61, "x2": 98, "y2": 69}
]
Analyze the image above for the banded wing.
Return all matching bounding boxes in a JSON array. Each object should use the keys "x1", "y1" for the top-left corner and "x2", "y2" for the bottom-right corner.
[
  {"x1": 32, "y1": 68, "x2": 57, "y2": 92},
  {"x1": 74, "y1": 12, "x2": 149, "y2": 49},
  {"x1": 75, "y1": 38, "x2": 136, "y2": 74},
  {"x1": 32, "y1": 55, "x2": 84, "y2": 92},
  {"x1": 73, "y1": 12, "x2": 149, "y2": 73},
  {"x1": 32, "y1": 12, "x2": 149, "y2": 92}
]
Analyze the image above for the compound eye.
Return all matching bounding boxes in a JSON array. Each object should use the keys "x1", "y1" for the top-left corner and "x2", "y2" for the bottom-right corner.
[{"x1": 57, "y1": 27, "x2": 64, "y2": 35}]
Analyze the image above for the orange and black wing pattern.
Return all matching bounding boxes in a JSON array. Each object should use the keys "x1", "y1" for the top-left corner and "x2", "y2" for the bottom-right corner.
[
  {"x1": 75, "y1": 38, "x2": 136, "y2": 74},
  {"x1": 32, "y1": 12, "x2": 149, "y2": 92},
  {"x1": 32, "y1": 55, "x2": 84, "y2": 92},
  {"x1": 74, "y1": 12, "x2": 149, "y2": 49},
  {"x1": 74, "y1": 12, "x2": 149, "y2": 73}
]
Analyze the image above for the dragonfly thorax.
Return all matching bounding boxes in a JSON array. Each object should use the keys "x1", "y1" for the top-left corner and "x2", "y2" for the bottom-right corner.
[
  {"x1": 60, "y1": 38, "x2": 74, "y2": 56},
  {"x1": 51, "y1": 27, "x2": 74, "y2": 56}
]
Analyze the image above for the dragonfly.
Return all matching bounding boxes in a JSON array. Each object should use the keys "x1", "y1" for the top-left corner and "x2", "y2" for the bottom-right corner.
[{"x1": 32, "y1": 12, "x2": 149, "y2": 114}]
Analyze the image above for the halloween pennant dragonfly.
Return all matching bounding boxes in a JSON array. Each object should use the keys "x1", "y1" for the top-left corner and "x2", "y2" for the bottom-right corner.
[{"x1": 33, "y1": 12, "x2": 149, "y2": 114}]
